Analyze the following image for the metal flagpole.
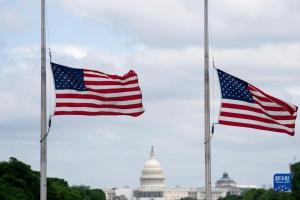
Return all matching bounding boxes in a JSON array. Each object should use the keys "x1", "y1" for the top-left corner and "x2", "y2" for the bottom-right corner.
[
  {"x1": 204, "y1": 0, "x2": 212, "y2": 199},
  {"x1": 41, "y1": 0, "x2": 47, "y2": 199}
]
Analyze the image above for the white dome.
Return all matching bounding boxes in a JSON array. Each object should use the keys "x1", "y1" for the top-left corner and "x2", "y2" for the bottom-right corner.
[
  {"x1": 215, "y1": 172, "x2": 237, "y2": 188},
  {"x1": 144, "y1": 159, "x2": 161, "y2": 168},
  {"x1": 140, "y1": 147, "x2": 166, "y2": 190}
]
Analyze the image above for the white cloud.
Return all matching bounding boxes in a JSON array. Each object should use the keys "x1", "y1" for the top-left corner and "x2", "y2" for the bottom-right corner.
[
  {"x1": 286, "y1": 87, "x2": 300, "y2": 96},
  {"x1": 53, "y1": 45, "x2": 89, "y2": 60},
  {"x1": 0, "y1": 11, "x2": 24, "y2": 32},
  {"x1": 57, "y1": 0, "x2": 202, "y2": 47},
  {"x1": 57, "y1": 0, "x2": 300, "y2": 48},
  {"x1": 0, "y1": 0, "x2": 37, "y2": 33}
]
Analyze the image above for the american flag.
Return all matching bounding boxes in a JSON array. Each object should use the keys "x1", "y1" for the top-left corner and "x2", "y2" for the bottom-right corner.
[
  {"x1": 217, "y1": 69, "x2": 297, "y2": 136},
  {"x1": 51, "y1": 63, "x2": 144, "y2": 117}
]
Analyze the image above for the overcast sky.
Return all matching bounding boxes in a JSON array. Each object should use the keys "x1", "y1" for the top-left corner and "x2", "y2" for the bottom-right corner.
[{"x1": 0, "y1": 0, "x2": 300, "y2": 189}]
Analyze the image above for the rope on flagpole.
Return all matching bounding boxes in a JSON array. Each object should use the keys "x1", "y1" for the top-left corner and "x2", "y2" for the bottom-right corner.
[
  {"x1": 40, "y1": 115, "x2": 53, "y2": 143},
  {"x1": 208, "y1": 0, "x2": 218, "y2": 141},
  {"x1": 40, "y1": 48, "x2": 54, "y2": 143},
  {"x1": 211, "y1": 57, "x2": 215, "y2": 134},
  {"x1": 204, "y1": 122, "x2": 218, "y2": 144},
  {"x1": 210, "y1": 59, "x2": 220, "y2": 136},
  {"x1": 40, "y1": 1, "x2": 54, "y2": 143}
]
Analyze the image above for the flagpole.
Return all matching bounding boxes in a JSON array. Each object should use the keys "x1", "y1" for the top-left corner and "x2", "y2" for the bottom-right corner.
[
  {"x1": 204, "y1": 0, "x2": 212, "y2": 199},
  {"x1": 41, "y1": 0, "x2": 47, "y2": 199}
]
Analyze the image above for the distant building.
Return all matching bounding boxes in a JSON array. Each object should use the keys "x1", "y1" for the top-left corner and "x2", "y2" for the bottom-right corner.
[
  {"x1": 105, "y1": 147, "x2": 258, "y2": 200},
  {"x1": 237, "y1": 185, "x2": 260, "y2": 194},
  {"x1": 104, "y1": 189, "x2": 116, "y2": 200},
  {"x1": 132, "y1": 147, "x2": 227, "y2": 200},
  {"x1": 116, "y1": 187, "x2": 134, "y2": 200},
  {"x1": 163, "y1": 187, "x2": 188, "y2": 200},
  {"x1": 104, "y1": 187, "x2": 133, "y2": 200},
  {"x1": 215, "y1": 171, "x2": 241, "y2": 195},
  {"x1": 134, "y1": 147, "x2": 165, "y2": 200}
]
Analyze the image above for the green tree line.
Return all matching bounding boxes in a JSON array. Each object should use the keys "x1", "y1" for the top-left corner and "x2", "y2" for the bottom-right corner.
[
  {"x1": 219, "y1": 161, "x2": 300, "y2": 200},
  {"x1": 0, "y1": 157, "x2": 106, "y2": 200}
]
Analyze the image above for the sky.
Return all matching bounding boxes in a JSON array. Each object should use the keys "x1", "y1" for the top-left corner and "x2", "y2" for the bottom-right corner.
[{"x1": 0, "y1": 0, "x2": 300, "y2": 189}]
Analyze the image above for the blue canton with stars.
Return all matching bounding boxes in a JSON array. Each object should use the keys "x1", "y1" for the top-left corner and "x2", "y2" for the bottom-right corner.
[
  {"x1": 51, "y1": 63, "x2": 87, "y2": 91},
  {"x1": 217, "y1": 69, "x2": 254, "y2": 103}
]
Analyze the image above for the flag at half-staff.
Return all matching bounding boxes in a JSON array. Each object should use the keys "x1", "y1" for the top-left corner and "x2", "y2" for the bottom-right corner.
[
  {"x1": 51, "y1": 63, "x2": 144, "y2": 117},
  {"x1": 216, "y1": 69, "x2": 298, "y2": 136}
]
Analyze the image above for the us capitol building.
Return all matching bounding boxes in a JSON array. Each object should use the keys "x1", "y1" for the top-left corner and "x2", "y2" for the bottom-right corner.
[{"x1": 104, "y1": 147, "x2": 242, "y2": 200}]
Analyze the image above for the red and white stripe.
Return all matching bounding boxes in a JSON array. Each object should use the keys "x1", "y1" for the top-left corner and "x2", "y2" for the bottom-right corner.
[
  {"x1": 219, "y1": 85, "x2": 298, "y2": 136},
  {"x1": 54, "y1": 69, "x2": 144, "y2": 117}
]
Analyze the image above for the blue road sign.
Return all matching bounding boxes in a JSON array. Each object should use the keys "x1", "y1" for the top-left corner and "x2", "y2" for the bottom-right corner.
[{"x1": 274, "y1": 173, "x2": 292, "y2": 192}]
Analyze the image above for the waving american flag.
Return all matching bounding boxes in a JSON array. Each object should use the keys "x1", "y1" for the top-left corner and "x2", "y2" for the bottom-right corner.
[
  {"x1": 51, "y1": 63, "x2": 144, "y2": 117},
  {"x1": 217, "y1": 69, "x2": 297, "y2": 136}
]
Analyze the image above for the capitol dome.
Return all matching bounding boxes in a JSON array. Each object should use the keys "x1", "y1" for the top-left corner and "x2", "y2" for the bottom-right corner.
[
  {"x1": 215, "y1": 172, "x2": 240, "y2": 195},
  {"x1": 140, "y1": 147, "x2": 166, "y2": 190},
  {"x1": 215, "y1": 171, "x2": 237, "y2": 188}
]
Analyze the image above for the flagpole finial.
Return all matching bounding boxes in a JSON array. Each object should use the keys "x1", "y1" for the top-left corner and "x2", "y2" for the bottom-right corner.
[{"x1": 150, "y1": 146, "x2": 154, "y2": 158}]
